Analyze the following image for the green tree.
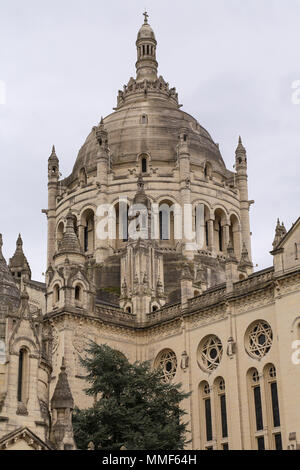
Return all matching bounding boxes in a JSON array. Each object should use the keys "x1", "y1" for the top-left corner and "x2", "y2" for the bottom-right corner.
[{"x1": 72, "y1": 343, "x2": 191, "y2": 450}]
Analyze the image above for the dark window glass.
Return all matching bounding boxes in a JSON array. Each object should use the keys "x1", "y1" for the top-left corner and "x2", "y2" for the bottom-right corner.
[
  {"x1": 271, "y1": 382, "x2": 281, "y2": 428},
  {"x1": 254, "y1": 386, "x2": 264, "y2": 431},
  {"x1": 274, "y1": 433, "x2": 282, "y2": 450},
  {"x1": 142, "y1": 158, "x2": 147, "y2": 173},
  {"x1": 205, "y1": 398, "x2": 213, "y2": 442},
  {"x1": 84, "y1": 226, "x2": 88, "y2": 252},
  {"x1": 205, "y1": 221, "x2": 209, "y2": 247},
  {"x1": 257, "y1": 436, "x2": 265, "y2": 450},
  {"x1": 222, "y1": 443, "x2": 229, "y2": 450},
  {"x1": 17, "y1": 350, "x2": 24, "y2": 402},
  {"x1": 218, "y1": 222, "x2": 223, "y2": 251},
  {"x1": 220, "y1": 394, "x2": 228, "y2": 438}
]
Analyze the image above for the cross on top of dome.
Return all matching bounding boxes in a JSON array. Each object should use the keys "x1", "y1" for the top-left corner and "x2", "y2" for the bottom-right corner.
[{"x1": 143, "y1": 11, "x2": 149, "y2": 24}]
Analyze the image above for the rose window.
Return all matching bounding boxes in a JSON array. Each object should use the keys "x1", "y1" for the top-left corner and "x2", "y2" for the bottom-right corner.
[
  {"x1": 198, "y1": 335, "x2": 223, "y2": 371},
  {"x1": 155, "y1": 349, "x2": 177, "y2": 382},
  {"x1": 246, "y1": 321, "x2": 273, "y2": 359}
]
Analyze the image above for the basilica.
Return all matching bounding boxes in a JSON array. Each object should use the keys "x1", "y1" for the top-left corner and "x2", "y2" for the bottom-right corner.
[{"x1": 0, "y1": 14, "x2": 300, "y2": 450}]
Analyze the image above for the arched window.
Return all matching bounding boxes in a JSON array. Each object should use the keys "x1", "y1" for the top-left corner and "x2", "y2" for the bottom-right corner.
[
  {"x1": 247, "y1": 368, "x2": 265, "y2": 450},
  {"x1": 229, "y1": 214, "x2": 241, "y2": 258},
  {"x1": 199, "y1": 381, "x2": 213, "y2": 449},
  {"x1": 263, "y1": 364, "x2": 282, "y2": 450},
  {"x1": 214, "y1": 209, "x2": 226, "y2": 253},
  {"x1": 54, "y1": 284, "x2": 60, "y2": 304},
  {"x1": 141, "y1": 157, "x2": 147, "y2": 173},
  {"x1": 213, "y1": 377, "x2": 229, "y2": 449},
  {"x1": 195, "y1": 204, "x2": 210, "y2": 249},
  {"x1": 57, "y1": 221, "x2": 64, "y2": 250},
  {"x1": 159, "y1": 201, "x2": 175, "y2": 243},
  {"x1": 115, "y1": 202, "x2": 129, "y2": 248},
  {"x1": 141, "y1": 114, "x2": 148, "y2": 125},
  {"x1": 204, "y1": 162, "x2": 212, "y2": 178},
  {"x1": 81, "y1": 209, "x2": 95, "y2": 253},
  {"x1": 17, "y1": 348, "x2": 29, "y2": 404},
  {"x1": 75, "y1": 285, "x2": 82, "y2": 302}
]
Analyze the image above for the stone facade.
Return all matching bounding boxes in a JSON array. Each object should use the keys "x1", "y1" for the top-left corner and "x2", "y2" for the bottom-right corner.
[{"x1": 0, "y1": 14, "x2": 300, "y2": 450}]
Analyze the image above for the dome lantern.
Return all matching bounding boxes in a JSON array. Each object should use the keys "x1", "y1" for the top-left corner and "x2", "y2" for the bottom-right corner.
[{"x1": 136, "y1": 12, "x2": 158, "y2": 81}]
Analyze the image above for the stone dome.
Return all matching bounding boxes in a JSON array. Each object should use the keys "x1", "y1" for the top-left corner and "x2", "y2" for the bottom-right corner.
[
  {"x1": 63, "y1": 14, "x2": 229, "y2": 186},
  {"x1": 69, "y1": 102, "x2": 227, "y2": 184},
  {"x1": 137, "y1": 22, "x2": 156, "y2": 40}
]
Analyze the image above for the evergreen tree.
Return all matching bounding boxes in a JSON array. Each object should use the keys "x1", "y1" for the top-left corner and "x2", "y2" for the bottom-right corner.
[{"x1": 72, "y1": 343, "x2": 190, "y2": 450}]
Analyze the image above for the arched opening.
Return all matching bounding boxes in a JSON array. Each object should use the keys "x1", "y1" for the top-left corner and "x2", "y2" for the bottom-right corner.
[
  {"x1": 204, "y1": 162, "x2": 212, "y2": 178},
  {"x1": 247, "y1": 368, "x2": 265, "y2": 450},
  {"x1": 81, "y1": 209, "x2": 95, "y2": 253},
  {"x1": 159, "y1": 201, "x2": 175, "y2": 244},
  {"x1": 54, "y1": 284, "x2": 60, "y2": 304},
  {"x1": 199, "y1": 381, "x2": 213, "y2": 449},
  {"x1": 115, "y1": 201, "x2": 129, "y2": 249},
  {"x1": 57, "y1": 221, "x2": 64, "y2": 250},
  {"x1": 213, "y1": 377, "x2": 229, "y2": 449},
  {"x1": 17, "y1": 348, "x2": 29, "y2": 404},
  {"x1": 214, "y1": 209, "x2": 226, "y2": 253},
  {"x1": 75, "y1": 285, "x2": 82, "y2": 302},
  {"x1": 141, "y1": 114, "x2": 148, "y2": 125},
  {"x1": 229, "y1": 214, "x2": 241, "y2": 258},
  {"x1": 195, "y1": 204, "x2": 210, "y2": 250},
  {"x1": 263, "y1": 364, "x2": 282, "y2": 450}
]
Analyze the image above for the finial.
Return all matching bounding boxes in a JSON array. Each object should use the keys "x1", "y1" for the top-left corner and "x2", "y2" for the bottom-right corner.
[
  {"x1": 50, "y1": 145, "x2": 57, "y2": 157},
  {"x1": 17, "y1": 233, "x2": 23, "y2": 247},
  {"x1": 143, "y1": 11, "x2": 149, "y2": 24}
]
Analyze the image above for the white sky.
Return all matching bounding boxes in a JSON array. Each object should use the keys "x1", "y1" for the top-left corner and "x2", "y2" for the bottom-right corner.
[{"x1": 0, "y1": 0, "x2": 299, "y2": 281}]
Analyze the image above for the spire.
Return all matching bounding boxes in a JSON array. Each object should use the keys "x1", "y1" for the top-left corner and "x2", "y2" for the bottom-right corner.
[
  {"x1": 272, "y1": 219, "x2": 287, "y2": 248},
  {"x1": 136, "y1": 12, "x2": 158, "y2": 81},
  {"x1": 9, "y1": 234, "x2": 32, "y2": 280},
  {"x1": 57, "y1": 210, "x2": 82, "y2": 255},
  {"x1": 0, "y1": 234, "x2": 21, "y2": 308},
  {"x1": 235, "y1": 135, "x2": 246, "y2": 155},
  {"x1": 48, "y1": 145, "x2": 59, "y2": 179},
  {"x1": 51, "y1": 358, "x2": 74, "y2": 410}
]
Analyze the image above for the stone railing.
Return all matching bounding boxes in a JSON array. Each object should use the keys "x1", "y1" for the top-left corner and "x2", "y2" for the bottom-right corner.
[
  {"x1": 233, "y1": 267, "x2": 274, "y2": 296},
  {"x1": 95, "y1": 304, "x2": 136, "y2": 326},
  {"x1": 188, "y1": 285, "x2": 226, "y2": 311},
  {"x1": 146, "y1": 302, "x2": 182, "y2": 324}
]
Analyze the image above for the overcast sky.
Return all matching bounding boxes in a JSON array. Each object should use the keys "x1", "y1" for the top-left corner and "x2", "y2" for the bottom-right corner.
[{"x1": 0, "y1": 0, "x2": 299, "y2": 281}]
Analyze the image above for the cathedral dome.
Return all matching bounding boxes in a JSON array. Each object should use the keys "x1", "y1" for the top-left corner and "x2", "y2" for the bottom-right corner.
[
  {"x1": 66, "y1": 13, "x2": 228, "y2": 185},
  {"x1": 70, "y1": 105, "x2": 226, "y2": 182}
]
